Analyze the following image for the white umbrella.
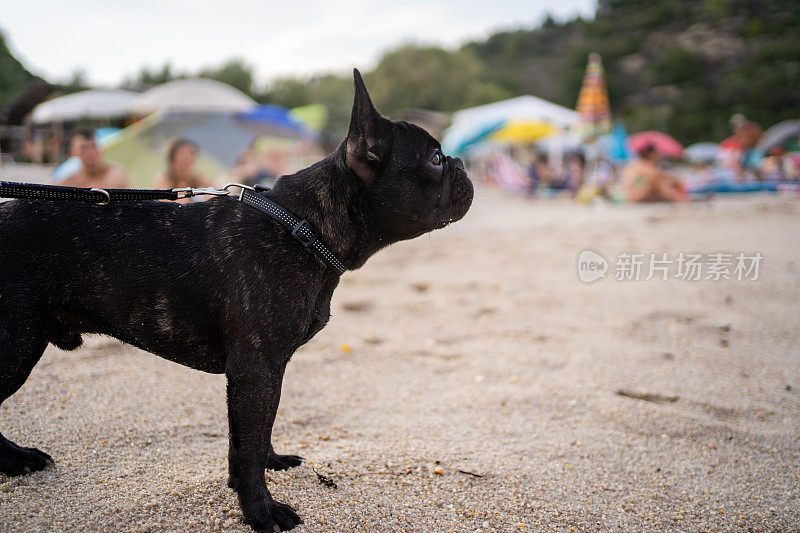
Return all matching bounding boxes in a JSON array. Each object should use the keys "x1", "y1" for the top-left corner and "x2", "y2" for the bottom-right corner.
[
  {"x1": 131, "y1": 78, "x2": 256, "y2": 115},
  {"x1": 685, "y1": 142, "x2": 720, "y2": 162},
  {"x1": 30, "y1": 89, "x2": 138, "y2": 124},
  {"x1": 757, "y1": 120, "x2": 800, "y2": 152},
  {"x1": 443, "y1": 95, "x2": 579, "y2": 155}
]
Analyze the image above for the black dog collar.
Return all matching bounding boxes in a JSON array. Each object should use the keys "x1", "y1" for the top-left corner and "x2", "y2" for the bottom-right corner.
[{"x1": 237, "y1": 188, "x2": 347, "y2": 276}]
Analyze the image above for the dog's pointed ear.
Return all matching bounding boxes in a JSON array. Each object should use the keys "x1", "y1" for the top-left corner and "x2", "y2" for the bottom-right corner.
[{"x1": 346, "y1": 68, "x2": 392, "y2": 186}]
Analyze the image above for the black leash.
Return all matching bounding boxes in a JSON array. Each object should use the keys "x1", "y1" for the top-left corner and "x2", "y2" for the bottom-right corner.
[
  {"x1": 0, "y1": 181, "x2": 185, "y2": 204},
  {"x1": 0, "y1": 180, "x2": 347, "y2": 276}
]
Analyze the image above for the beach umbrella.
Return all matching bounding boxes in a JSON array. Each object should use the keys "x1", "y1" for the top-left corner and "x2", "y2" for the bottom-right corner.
[
  {"x1": 448, "y1": 120, "x2": 505, "y2": 155},
  {"x1": 685, "y1": 142, "x2": 720, "y2": 162},
  {"x1": 442, "y1": 95, "x2": 578, "y2": 155},
  {"x1": 234, "y1": 104, "x2": 319, "y2": 141},
  {"x1": 488, "y1": 120, "x2": 557, "y2": 144},
  {"x1": 131, "y1": 78, "x2": 256, "y2": 115},
  {"x1": 628, "y1": 131, "x2": 683, "y2": 158},
  {"x1": 757, "y1": 119, "x2": 800, "y2": 152},
  {"x1": 101, "y1": 113, "x2": 228, "y2": 188},
  {"x1": 101, "y1": 108, "x2": 317, "y2": 188},
  {"x1": 575, "y1": 52, "x2": 612, "y2": 140},
  {"x1": 30, "y1": 89, "x2": 137, "y2": 124}
]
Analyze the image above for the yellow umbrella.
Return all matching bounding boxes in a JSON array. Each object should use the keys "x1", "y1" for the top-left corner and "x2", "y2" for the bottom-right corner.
[{"x1": 488, "y1": 120, "x2": 557, "y2": 143}]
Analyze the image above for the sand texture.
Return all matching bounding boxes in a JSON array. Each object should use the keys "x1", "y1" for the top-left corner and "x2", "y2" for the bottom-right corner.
[{"x1": 1, "y1": 189, "x2": 798, "y2": 531}]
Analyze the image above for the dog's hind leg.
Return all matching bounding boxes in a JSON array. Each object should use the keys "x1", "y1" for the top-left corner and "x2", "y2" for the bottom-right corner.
[{"x1": 0, "y1": 301, "x2": 53, "y2": 477}]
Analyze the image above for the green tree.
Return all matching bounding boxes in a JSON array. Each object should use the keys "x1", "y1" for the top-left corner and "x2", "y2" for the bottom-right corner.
[
  {"x1": 0, "y1": 32, "x2": 35, "y2": 109},
  {"x1": 200, "y1": 58, "x2": 254, "y2": 95},
  {"x1": 127, "y1": 62, "x2": 179, "y2": 86},
  {"x1": 62, "y1": 68, "x2": 88, "y2": 93},
  {"x1": 367, "y1": 45, "x2": 509, "y2": 115},
  {"x1": 257, "y1": 78, "x2": 313, "y2": 109}
]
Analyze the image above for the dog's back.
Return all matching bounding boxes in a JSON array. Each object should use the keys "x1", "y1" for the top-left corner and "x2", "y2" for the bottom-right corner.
[{"x1": 0, "y1": 199, "x2": 231, "y2": 367}]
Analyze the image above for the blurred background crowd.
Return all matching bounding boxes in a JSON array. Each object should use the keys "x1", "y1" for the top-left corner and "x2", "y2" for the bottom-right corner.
[{"x1": 0, "y1": 0, "x2": 798, "y2": 203}]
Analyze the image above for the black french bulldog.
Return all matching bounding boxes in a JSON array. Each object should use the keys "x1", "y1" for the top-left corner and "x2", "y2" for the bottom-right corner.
[{"x1": 0, "y1": 69, "x2": 472, "y2": 530}]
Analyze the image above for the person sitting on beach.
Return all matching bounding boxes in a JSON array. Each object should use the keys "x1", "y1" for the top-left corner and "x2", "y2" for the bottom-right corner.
[
  {"x1": 527, "y1": 152, "x2": 551, "y2": 193},
  {"x1": 620, "y1": 144, "x2": 686, "y2": 202},
  {"x1": 563, "y1": 152, "x2": 585, "y2": 191},
  {"x1": 154, "y1": 139, "x2": 212, "y2": 202},
  {"x1": 719, "y1": 116, "x2": 763, "y2": 181},
  {"x1": 60, "y1": 127, "x2": 130, "y2": 189}
]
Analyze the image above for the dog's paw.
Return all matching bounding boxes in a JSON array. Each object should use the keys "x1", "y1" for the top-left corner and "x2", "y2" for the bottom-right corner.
[
  {"x1": 267, "y1": 453, "x2": 303, "y2": 471},
  {"x1": 0, "y1": 442, "x2": 54, "y2": 477},
  {"x1": 242, "y1": 497, "x2": 302, "y2": 531}
]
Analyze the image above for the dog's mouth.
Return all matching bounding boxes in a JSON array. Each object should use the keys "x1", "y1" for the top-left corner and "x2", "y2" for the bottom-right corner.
[{"x1": 435, "y1": 165, "x2": 474, "y2": 229}]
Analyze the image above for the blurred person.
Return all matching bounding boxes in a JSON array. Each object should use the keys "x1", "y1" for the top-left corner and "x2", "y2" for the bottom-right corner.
[
  {"x1": 486, "y1": 152, "x2": 528, "y2": 193},
  {"x1": 563, "y1": 152, "x2": 585, "y2": 191},
  {"x1": 44, "y1": 131, "x2": 63, "y2": 165},
  {"x1": 527, "y1": 152, "x2": 552, "y2": 194},
  {"x1": 761, "y1": 147, "x2": 786, "y2": 181},
  {"x1": 230, "y1": 147, "x2": 277, "y2": 188},
  {"x1": 620, "y1": 144, "x2": 686, "y2": 202},
  {"x1": 61, "y1": 127, "x2": 130, "y2": 189},
  {"x1": 229, "y1": 147, "x2": 259, "y2": 186},
  {"x1": 740, "y1": 121, "x2": 763, "y2": 177},
  {"x1": 688, "y1": 160, "x2": 716, "y2": 189},
  {"x1": 784, "y1": 133, "x2": 800, "y2": 153},
  {"x1": 154, "y1": 139, "x2": 211, "y2": 202},
  {"x1": 575, "y1": 154, "x2": 616, "y2": 203},
  {"x1": 719, "y1": 117, "x2": 763, "y2": 181}
]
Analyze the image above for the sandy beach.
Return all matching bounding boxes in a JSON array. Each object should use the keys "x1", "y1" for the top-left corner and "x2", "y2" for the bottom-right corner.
[{"x1": 1, "y1": 188, "x2": 798, "y2": 532}]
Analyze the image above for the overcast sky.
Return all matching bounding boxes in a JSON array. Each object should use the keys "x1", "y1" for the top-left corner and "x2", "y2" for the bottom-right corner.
[{"x1": 2, "y1": 0, "x2": 595, "y2": 87}]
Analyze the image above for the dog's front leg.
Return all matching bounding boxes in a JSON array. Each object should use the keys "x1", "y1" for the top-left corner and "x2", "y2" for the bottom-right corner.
[
  {"x1": 267, "y1": 442, "x2": 303, "y2": 471},
  {"x1": 226, "y1": 358, "x2": 302, "y2": 531}
]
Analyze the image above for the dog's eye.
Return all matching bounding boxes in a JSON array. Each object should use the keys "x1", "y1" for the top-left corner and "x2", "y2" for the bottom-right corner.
[{"x1": 431, "y1": 152, "x2": 442, "y2": 166}]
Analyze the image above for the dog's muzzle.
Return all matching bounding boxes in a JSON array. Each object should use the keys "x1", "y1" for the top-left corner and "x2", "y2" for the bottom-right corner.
[{"x1": 447, "y1": 157, "x2": 473, "y2": 222}]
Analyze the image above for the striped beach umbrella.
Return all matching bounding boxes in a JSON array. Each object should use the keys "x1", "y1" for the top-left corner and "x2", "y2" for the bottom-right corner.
[{"x1": 575, "y1": 52, "x2": 611, "y2": 140}]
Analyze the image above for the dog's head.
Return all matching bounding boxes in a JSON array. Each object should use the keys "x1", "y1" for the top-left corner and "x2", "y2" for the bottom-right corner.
[{"x1": 344, "y1": 69, "x2": 473, "y2": 242}]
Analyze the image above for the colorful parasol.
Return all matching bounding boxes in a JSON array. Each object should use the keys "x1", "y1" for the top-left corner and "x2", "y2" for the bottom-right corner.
[
  {"x1": 488, "y1": 120, "x2": 558, "y2": 144},
  {"x1": 575, "y1": 52, "x2": 611, "y2": 140},
  {"x1": 628, "y1": 131, "x2": 684, "y2": 158}
]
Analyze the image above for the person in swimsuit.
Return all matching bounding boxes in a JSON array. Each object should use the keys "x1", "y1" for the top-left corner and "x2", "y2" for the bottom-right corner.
[
  {"x1": 60, "y1": 127, "x2": 130, "y2": 189},
  {"x1": 620, "y1": 144, "x2": 686, "y2": 202},
  {"x1": 154, "y1": 138, "x2": 212, "y2": 203}
]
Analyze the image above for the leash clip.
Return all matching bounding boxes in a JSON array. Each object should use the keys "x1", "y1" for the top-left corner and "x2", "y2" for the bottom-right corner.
[
  {"x1": 221, "y1": 182, "x2": 256, "y2": 201},
  {"x1": 172, "y1": 187, "x2": 230, "y2": 199}
]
